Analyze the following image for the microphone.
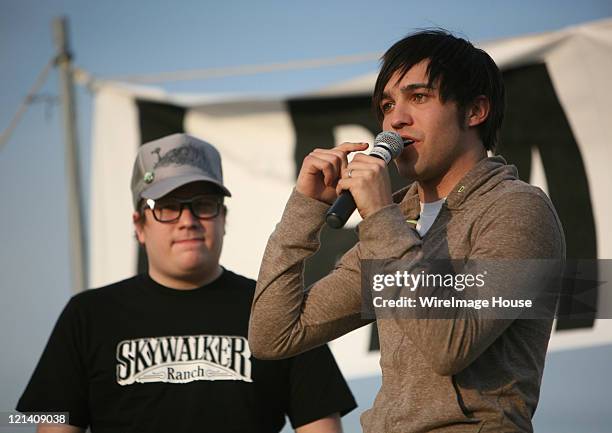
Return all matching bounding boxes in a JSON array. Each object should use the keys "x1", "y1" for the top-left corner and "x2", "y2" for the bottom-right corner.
[{"x1": 325, "y1": 131, "x2": 406, "y2": 229}]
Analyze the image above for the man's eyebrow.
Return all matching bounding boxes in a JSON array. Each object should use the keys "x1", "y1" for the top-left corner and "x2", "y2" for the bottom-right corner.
[
  {"x1": 380, "y1": 83, "x2": 434, "y2": 102},
  {"x1": 400, "y1": 83, "x2": 434, "y2": 93}
]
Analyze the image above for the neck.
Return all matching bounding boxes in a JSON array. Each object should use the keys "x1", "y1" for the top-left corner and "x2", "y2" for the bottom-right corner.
[
  {"x1": 418, "y1": 143, "x2": 486, "y2": 203},
  {"x1": 148, "y1": 265, "x2": 223, "y2": 290}
]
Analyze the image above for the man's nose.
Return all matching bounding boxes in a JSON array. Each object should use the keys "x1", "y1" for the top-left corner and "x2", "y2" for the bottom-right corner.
[
  {"x1": 388, "y1": 104, "x2": 413, "y2": 130},
  {"x1": 177, "y1": 204, "x2": 201, "y2": 228}
]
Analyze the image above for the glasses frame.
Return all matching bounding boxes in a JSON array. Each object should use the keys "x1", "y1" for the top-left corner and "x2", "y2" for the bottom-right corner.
[{"x1": 143, "y1": 195, "x2": 223, "y2": 223}]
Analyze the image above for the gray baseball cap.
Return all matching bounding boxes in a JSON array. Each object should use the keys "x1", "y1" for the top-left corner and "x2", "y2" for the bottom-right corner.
[{"x1": 130, "y1": 133, "x2": 231, "y2": 209}]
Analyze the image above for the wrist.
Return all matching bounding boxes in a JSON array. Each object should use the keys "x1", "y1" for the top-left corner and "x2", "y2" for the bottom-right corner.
[
  {"x1": 358, "y1": 204, "x2": 420, "y2": 259},
  {"x1": 360, "y1": 198, "x2": 392, "y2": 219}
]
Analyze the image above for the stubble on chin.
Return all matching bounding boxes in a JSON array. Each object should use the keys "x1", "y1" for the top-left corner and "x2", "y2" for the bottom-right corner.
[{"x1": 395, "y1": 155, "x2": 421, "y2": 183}]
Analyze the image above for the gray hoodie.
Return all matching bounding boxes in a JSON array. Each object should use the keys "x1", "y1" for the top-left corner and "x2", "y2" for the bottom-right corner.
[{"x1": 249, "y1": 156, "x2": 565, "y2": 432}]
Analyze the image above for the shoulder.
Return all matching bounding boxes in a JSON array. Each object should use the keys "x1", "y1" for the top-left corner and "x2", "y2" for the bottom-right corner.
[
  {"x1": 481, "y1": 179, "x2": 560, "y2": 224},
  {"x1": 222, "y1": 269, "x2": 255, "y2": 287},
  {"x1": 470, "y1": 180, "x2": 565, "y2": 258},
  {"x1": 68, "y1": 276, "x2": 141, "y2": 311},
  {"x1": 73, "y1": 275, "x2": 140, "y2": 300},
  {"x1": 219, "y1": 269, "x2": 256, "y2": 303},
  {"x1": 221, "y1": 269, "x2": 255, "y2": 291},
  {"x1": 460, "y1": 156, "x2": 558, "y2": 221}
]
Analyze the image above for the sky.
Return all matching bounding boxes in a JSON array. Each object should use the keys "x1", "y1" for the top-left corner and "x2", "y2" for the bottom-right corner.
[{"x1": 1, "y1": 0, "x2": 611, "y2": 430}]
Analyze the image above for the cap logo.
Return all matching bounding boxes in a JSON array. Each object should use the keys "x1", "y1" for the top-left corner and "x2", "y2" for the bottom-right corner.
[{"x1": 154, "y1": 143, "x2": 214, "y2": 174}]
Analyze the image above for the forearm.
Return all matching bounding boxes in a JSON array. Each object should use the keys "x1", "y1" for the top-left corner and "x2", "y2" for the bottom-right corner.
[
  {"x1": 250, "y1": 192, "x2": 506, "y2": 371},
  {"x1": 249, "y1": 190, "x2": 368, "y2": 359}
]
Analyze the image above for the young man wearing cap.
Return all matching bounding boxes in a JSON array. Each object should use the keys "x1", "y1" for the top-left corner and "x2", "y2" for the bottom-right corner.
[
  {"x1": 17, "y1": 133, "x2": 356, "y2": 433},
  {"x1": 249, "y1": 30, "x2": 565, "y2": 432}
]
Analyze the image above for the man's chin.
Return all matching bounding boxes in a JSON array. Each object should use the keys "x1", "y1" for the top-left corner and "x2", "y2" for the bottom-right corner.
[{"x1": 170, "y1": 268, "x2": 208, "y2": 283}]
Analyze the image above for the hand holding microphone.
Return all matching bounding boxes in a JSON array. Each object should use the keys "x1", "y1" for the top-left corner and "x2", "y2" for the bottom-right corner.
[
  {"x1": 295, "y1": 131, "x2": 406, "y2": 229},
  {"x1": 296, "y1": 142, "x2": 369, "y2": 206},
  {"x1": 327, "y1": 131, "x2": 405, "y2": 228}
]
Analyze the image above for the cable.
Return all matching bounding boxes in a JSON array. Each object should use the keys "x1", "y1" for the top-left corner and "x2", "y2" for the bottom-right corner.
[
  {"x1": 0, "y1": 57, "x2": 56, "y2": 151},
  {"x1": 1, "y1": 51, "x2": 380, "y2": 150},
  {"x1": 105, "y1": 52, "x2": 381, "y2": 84}
]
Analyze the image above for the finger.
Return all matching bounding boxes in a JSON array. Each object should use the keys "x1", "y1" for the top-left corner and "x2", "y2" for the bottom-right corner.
[
  {"x1": 304, "y1": 153, "x2": 339, "y2": 186},
  {"x1": 351, "y1": 152, "x2": 387, "y2": 167},
  {"x1": 311, "y1": 148, "x2": 348, "y2": 165},
  {"x1": 326, "y1": 148, "x2": 354, "y2": 174},
  {"x1": 345, "y1": 168, "x2": 373, "y2": 184},
  {"x1": 345, "y1": 161, "x2": 386, "y2": 180},
  {"x1": 334, "y1": 142, "x2": 370, "y2": 154},
  {"x1": 345, "y1": 168, "x2": 366, "y2": 184},
  {"x1": 347, "y1": 161, "x2": 382, "y2": 171},
  {"x1": 313, "y1": 143, "x2": 369, "y2": 179},
  {"x1": 335, "y1": 175, "x2": 365, "y2": 196},
  {"x1": 312, "y1": 146, "x2": 364, "y2": 166},
  {"x1": 309, "y1": 151, "x2": 346, "y2": 185},
  {"x1": 335, "y1": 177, "x2": 351, "y2": 196},
  {"x1": 311, "y1": 147, "x2": 349, "y2": 166},
  {"x1": 311, "y1": 143, "x2": 367, "y2": 156}
]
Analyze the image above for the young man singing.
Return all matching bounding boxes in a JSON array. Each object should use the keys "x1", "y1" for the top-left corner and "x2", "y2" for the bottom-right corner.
[{"x1": 249, "y1": 30, "x2": 565, "y2": 432}]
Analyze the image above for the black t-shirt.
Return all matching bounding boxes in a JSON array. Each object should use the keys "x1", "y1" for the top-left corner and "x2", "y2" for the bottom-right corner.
[{"x1": 17, "y1": 270, "x2": 356, "y2": 432}]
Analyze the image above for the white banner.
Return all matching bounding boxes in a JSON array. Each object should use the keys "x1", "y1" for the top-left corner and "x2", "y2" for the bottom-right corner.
[{"x1": 90, "y1": 19, "x2": 612, "y2": 379}]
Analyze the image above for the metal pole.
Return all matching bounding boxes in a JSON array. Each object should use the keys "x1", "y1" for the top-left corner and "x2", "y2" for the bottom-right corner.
[{"x1": 53, "y1": 16, "x2": 87, "y2": 292}]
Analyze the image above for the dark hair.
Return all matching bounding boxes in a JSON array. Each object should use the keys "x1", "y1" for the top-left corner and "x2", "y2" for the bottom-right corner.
[{"x1": 372, "y1": 29, "x2": 505, "y2": 152}]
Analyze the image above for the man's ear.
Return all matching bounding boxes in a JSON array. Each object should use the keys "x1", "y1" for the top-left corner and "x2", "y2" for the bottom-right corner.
[
  {"x1": 132, "y1": 211, "x2": 146, "y2": 244},
  {"x1": 466, "y1": 95, "x2": 490, "y2": 128}
]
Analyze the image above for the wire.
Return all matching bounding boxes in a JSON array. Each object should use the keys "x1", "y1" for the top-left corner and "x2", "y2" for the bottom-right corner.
[
  {"x1": 104, "y1": 52, "x2": 382, "y2": 84},
  {"x1": 0, "y1": 57, "x2": 56, "y2": 150},
  {"x1": 1, "y1": 52, "x2": 380, "y2": 150}
]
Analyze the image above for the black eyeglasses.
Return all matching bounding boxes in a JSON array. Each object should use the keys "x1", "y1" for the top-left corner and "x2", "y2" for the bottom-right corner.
[{"x1": 144, "y1": 195, "x2": 223, "y2": 223}]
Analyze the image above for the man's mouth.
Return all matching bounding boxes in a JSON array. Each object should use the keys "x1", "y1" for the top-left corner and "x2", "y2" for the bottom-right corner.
[{"x1": 174, "y1": 238, "x2": 204, "y2": 245}]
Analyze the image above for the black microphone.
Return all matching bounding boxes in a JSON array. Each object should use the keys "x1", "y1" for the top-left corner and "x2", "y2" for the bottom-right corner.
[{"x1": 325, "y1": 131, "x2": 406, "y2": 229}]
